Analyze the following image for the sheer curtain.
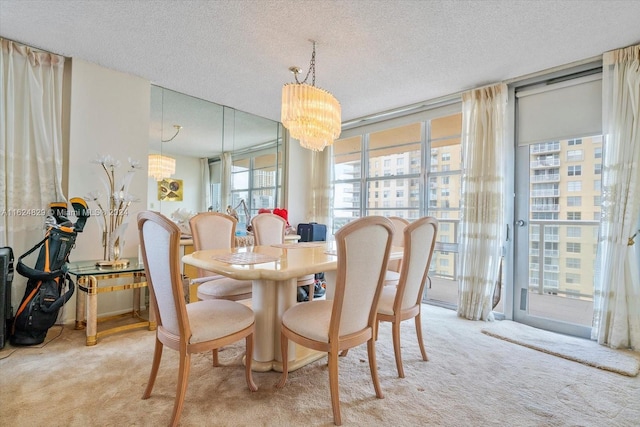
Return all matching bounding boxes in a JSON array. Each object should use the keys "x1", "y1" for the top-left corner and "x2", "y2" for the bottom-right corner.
[
  {"x1": 200, "y1": 158, "x2": 211, "y2": 211},
  {"x1": 0, "y1": 39, "x2": 65, "y2": 250},
  {"x1": 457, "y1": 83, "x2": 507, "y2": 321},
  {"x1": 307, "y1": 148, "x2": 333, "y2": 229},
  {"x1": 220, "y1": 151, "x2": 233, "y2": 212},
  {"x1": 592, "y1": 44, "x2": 640, "y2": 350}
]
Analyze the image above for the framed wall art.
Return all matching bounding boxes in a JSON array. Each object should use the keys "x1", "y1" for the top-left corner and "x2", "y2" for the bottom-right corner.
[{"x1": 158, "y1": 178, "x2": 183, "y2": 201}]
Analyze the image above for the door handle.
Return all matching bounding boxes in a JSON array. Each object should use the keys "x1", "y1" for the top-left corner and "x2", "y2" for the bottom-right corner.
[{"x1": 516, "y1": 219, "x2": 526, "y2": 227}]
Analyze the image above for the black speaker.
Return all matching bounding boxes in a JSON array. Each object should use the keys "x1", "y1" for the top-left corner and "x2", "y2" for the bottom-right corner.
[{"x1": 0, "y1": 247, "x2": 15, "y2": 349}]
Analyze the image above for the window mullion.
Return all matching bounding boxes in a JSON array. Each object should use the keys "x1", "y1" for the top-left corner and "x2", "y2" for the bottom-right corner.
[{"x1": 361, "y1": 133, "x2": 369, "y2": 217}]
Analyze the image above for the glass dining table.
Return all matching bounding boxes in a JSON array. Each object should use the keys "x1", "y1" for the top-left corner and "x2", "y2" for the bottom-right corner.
[{"x1": 182, "y1": 242, "x2": 403, "y2": 372}]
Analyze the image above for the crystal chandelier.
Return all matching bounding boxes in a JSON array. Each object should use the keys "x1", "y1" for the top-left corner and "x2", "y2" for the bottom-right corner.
[
  {"x1": 148, "y1": 124, "x2": 181, "y2": 181},
  {"x1": 281, "y1": 41, "x2": 341, "y2": 151},
  {"x1": 148, "y1": 154, "x2": 176, "y2": 181}
]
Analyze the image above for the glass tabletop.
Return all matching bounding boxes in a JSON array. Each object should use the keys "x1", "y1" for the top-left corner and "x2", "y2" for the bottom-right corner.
[{"x1": 66, "y1": 258, "x2": 145, "y2": 277}]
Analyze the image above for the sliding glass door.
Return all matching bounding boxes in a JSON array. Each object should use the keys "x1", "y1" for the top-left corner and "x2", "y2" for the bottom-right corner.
[{"x1": 513, "y1": 72, "x2": 602, "y2": 337}]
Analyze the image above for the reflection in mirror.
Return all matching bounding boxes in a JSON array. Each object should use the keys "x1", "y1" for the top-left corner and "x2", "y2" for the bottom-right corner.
[
  {"x1": 224, "y1": 107, "x2": 284, "y2": 232},
  {"x1": 149, "y1": 86, "x2": 224, "y2": 218},
  {"x1": 149, "y1": 86, "x2": 284, "y2": 234}
]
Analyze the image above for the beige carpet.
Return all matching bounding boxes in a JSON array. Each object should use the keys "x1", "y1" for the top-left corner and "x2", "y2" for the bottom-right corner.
[
  {"x1": 2, "y1": 305, "x2": 640, "y2": 426},
  {"x1": 481, "y1": 320, "x2": 640, "y2": 377}
]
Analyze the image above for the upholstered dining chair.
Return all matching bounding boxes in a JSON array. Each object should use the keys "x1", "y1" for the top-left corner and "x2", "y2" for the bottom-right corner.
[
  {"x1": 251, "y1": 213, "x2": 316, "y2": 300},
  {"x1": 250, "y1": 213, "x2": 286, "y2": 245},
  {"x1": 189, "y1": 212, "x2": 253, "y2": 302},
  {"x1": 383, "y1": 216, "x2": 410, "y2": 286},
  {"x1": 276, "y1": 216, "x2": 394, "y2": 426},
  {"x1": 376, "y1": 216, "x2": 438, "y2": 378},
  {"x1": 138, "y1": 211, "x2": 257, "y2": 427}
]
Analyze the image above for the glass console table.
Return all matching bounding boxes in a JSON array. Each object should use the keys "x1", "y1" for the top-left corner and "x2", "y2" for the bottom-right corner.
[{"x1": 67, "y1": 258, "x2": 156, "y2": 346}]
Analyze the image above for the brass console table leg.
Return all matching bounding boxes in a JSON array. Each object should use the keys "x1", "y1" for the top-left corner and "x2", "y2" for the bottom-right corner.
[
  {"x1": 133, "y1": 287, "x2": 141, "y2": 317},
  {"x1": 86, "y1": 275, "x2": 98, "y2": 346},
  {"x1": 75, "y1": 280, "x2": 87, "y2": 330}
]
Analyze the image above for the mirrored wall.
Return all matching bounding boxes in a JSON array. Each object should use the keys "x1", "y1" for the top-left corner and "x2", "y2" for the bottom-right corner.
[{"x1": 148, "y1": 86, "x2": 284, "y2": 230}]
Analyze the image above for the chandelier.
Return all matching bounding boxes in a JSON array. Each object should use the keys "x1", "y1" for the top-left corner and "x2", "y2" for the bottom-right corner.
[
  {"x1": 281, "y1": 40, "x2": 341, "y2": 152},
  {"x1": 148, "y1": 124, "x2": 181, "y2": 181},
  {"x1": 148, "y1": 154, "x2": 176, "y2": 181}
]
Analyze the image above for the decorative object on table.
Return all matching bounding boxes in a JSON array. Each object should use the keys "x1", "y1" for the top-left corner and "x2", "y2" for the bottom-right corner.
[
  {"x1": 158, "y1": 178, "x2": 183, "y2": 201},
  {"x1": 87, "y1": 154, "x2": 140, "y2": 268},
  {"x1": 281, "y1": 40, "x2": 341, "y2": 152},
  {"x1": 226, "y1": 199, "x2": 251, "y2": 231},
  {"x1": 171, "y1": 208, "x2": 196, "y2": 236}
]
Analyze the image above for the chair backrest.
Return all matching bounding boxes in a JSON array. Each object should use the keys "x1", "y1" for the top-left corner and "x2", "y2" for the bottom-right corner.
[
  {"x1": 189, "y1": 212, "x2": 237, "y2": 277},
  {"x1": 251, "y1": 213, "x2": 286, "y2": 245},
  {"x1": 396, "y1": 216, "x2": 438, "y2": 311},
  {"x1": 138, "y1": 210, "x2": 190, "y2": 340},
  {"x1": 389, "y1": 217, "x2": 410, "y2": 248},
  {"x1": 190, "y1": 212, "x2": 236, "y2": 251},
  {"x1": 331, "y1": 216, "x2": 393, "y2": 338},
  {"x1": 388, "y1": 217, "x2": 410, "y2": 272}
]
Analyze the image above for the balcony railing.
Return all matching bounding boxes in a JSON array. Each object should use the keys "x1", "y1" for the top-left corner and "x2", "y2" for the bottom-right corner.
[
  {"x1": 530, "y1": 158, "x2": 561, "y2": 168},
  {"x1": 531, "y1": 204, "x2": 560, "y2": 212},
  {"x1": 531, "y1": 174, "x2": 560, "y2": 183},
  {"x1": 531, "y1": 189, "x2": 560, "y2": 197},
  {"x1": 531, "y1": 141, "x2": 560, "y2": 154}
]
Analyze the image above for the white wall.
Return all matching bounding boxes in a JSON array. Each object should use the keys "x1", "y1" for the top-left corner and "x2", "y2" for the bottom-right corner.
[
  {"x1": 285, "y1": 137, "x2": 312, "y2": 229},
  {"x1": 65, "y1": 59, "x2": 150, "y2": 322}
]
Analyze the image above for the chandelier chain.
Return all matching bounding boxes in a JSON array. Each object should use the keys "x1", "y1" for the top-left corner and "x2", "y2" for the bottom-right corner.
[{"x1": 294, "y1": 41, "x2": 316, "y2": 86}]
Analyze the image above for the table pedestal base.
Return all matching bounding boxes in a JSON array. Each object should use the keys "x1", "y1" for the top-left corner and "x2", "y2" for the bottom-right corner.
[
  {"x1": 249, "y1": 277, "x2": 327, "y2": 372},
  {"x1": 246, "y1": 345, "x2": 327, "y2": 372}
]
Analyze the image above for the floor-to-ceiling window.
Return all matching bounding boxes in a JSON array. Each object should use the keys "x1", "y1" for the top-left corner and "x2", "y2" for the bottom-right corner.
[
  {"x1": 229, "y1": 145, "x2": 282, "y2": 230},
  {"x1": 331, "y1": 103, "x2": 462, "y2": 307}
]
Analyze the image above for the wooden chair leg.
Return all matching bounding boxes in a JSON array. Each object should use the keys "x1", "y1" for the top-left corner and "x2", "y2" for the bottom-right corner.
[
  {"x1": 414, "y1": 312, "x2": 428, "y2": 361},
  {"x1": 276, "y1": 332, "x2": 289, "y2": 388},
  {"x1": 142, "y1": 337, "x2": 163, "y2": 399},
  {"x1": 170, "y1": 351, "x2": 191, "y2": 427},
  {"x1": 212, "y1": 349, "x2": 220, "y2": 367},
  {"x1": 392, "y1": 320, "x2": 405, "y2": 378},
  {"x1": 328, "y1": 350, "x2": 342, "y2": 426},
  {"x1": 367, "y1": 339, "x2": 383, "y2": 399},
  {"x1": 245, "y1": 334, "x2": 258, "y2": 391}
]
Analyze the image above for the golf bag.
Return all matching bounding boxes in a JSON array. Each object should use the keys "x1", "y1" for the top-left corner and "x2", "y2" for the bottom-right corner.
[{"x1": 10, "y1": 198, "x2": 89, "y2": 346}]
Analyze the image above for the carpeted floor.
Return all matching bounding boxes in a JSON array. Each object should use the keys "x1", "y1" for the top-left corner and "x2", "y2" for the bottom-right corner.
[
  {"x1": 1, "y1": 305, "x2": 639, "y2": 426},
  {"x1": 481, "y1": 320, "x2": 640, "y2": 377}
]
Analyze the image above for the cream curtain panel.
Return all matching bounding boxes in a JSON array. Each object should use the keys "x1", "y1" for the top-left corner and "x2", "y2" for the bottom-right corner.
[
  {"x1": 220, "y1": 151, "x2": 232, "y2": 212},
  {"x1": 457, "y1": 84, "x2": 508, "y2": 321},
  {"x1": 200, "y1": 158, "x2": 211, "y2": 212},
  {"x1": 306, "y1": 148, "x2": 333, "y2": 229},
  {"x1": 0, "y1": 39, "x2": 65, "y2": 250},
  {"x1": 592, "y1": 44, "x2": 640, "y2": 350}
]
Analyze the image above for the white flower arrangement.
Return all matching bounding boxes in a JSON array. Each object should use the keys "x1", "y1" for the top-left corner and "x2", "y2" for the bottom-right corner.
[{"x1": 86, "y1": 154, "x2": 140, "y2": 263}]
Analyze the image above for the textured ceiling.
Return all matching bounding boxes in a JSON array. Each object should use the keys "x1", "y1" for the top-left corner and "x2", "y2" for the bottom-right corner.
[{"x1": 1, "y1": 0, "x2": 640, "y2": 125}]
